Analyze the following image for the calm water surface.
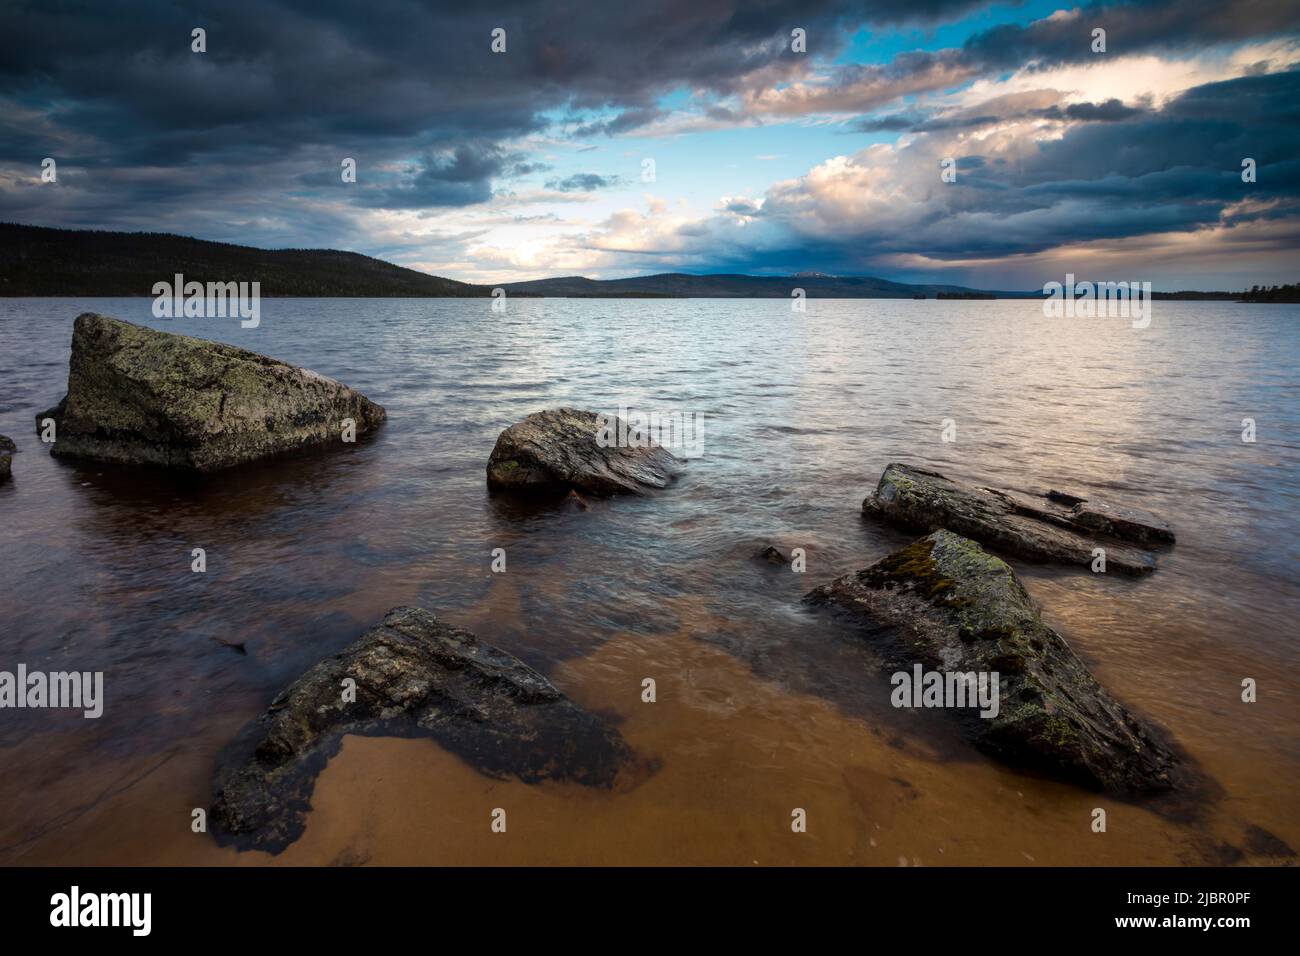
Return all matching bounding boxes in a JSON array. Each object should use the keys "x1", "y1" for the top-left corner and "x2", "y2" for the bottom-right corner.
[{"x1": 0, "y1": 297, "x2": 1297, "y2": 865}]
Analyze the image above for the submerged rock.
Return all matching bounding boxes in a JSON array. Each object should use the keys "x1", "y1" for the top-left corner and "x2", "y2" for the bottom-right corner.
[
  {"x1": 862, "y1": 463, "x2": 1172, "y2": 575},
  {"x1": 486, "y1": 407, "x2": 682, "y2": 496},
  {"x1": 211, "y1": 606, "x2": 634, "y2": 853},
  {"x1": 36, "y1": 313, "x2": 385, "y2": 472},
  {"x1": 805, "y1": 530, "x2": 1182, "y2": 794},
  {"x1": 0, "y1": 434, "x2": 14, "y2": 482}
]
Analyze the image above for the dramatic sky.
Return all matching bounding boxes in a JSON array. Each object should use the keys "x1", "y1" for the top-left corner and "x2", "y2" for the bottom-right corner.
[{"x1": 2, "y1": 0, "x2": 1298, "y2": 288}]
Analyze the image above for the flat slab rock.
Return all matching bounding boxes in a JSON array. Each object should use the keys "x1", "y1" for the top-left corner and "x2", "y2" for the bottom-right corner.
[
  {"x1": 210, "y1": 606, "x2": 633, "y2": 853},
  {"x1": 36, "y1": 312, "x2": 385, "y2": 471},
  {"x1": 806, "y1": 530, "x2": 1183, "y2": 794},
  {"x1": 486, "y1": 407, "x2": 682, "y2": 496},
  {"x1": 862, "y1": 463, "x2": 1173, "y2": 575}
]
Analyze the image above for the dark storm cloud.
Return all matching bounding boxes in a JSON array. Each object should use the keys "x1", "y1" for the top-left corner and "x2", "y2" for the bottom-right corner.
[
  {"x1": 990, "y1": 70, "x2": 1299, "y2": 252},
  {"x1": 2, "y1": 0, "x2": 1297, "y2": 272},
  {"x1": 740, "y1": 69, "x2": 1300, "y2": 267},
  {"x1": 962, "y1": 0, "x2": 1300, "y2": 71},
  {"x1": 836, "y1": 0, "x2": 1299, "y2": 125},
  {"x1": 836, "y1": 0, "x2": 1297, "y2": 157},
  {"x1": 0, "y1": 0, "x2": 1021, "y2": 244},
  {"x1": 0, "y1": 5, "x2": 994, "y2": 164},
  {"x1": 353, "y1": 144, "x2": 512, "y2": 209}
]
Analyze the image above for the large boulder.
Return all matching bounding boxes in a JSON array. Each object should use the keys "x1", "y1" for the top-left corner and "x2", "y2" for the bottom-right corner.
[
  {"x1": 862, "y1": 463, "x2": 1172, "y2": 575},
  {"x1": 35, "y1": 313, "x2": 385, "y2": 471},
  {"x1": 486, "y1": 407, "x2": 682, "y2": 495},
  {"x1": 211, "y1": 606, "x2": 634, "y2": 853},
  {"x1": 805, "y1": 530, "x2": 1183, "y2": 794},
  {"x1": 0, "y1": 434, "x2": 14, "y2": 482}
]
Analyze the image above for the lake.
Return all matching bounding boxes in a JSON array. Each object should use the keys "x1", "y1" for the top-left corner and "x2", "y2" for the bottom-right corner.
[{"x1": 1, "y1": 296, "x2": 1297, "y2": 865}]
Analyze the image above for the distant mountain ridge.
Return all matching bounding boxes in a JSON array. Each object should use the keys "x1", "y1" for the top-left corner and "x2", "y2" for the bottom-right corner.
[
  {"x1": 0, "y1": 223, "x2": 1018, "y2": 299},
  {"x1": 496, "y1": 272, "x2": 1012, "y2": 298},
  {"x1": 2, "y1": 223, "x2": 1271, "y2": 299}
]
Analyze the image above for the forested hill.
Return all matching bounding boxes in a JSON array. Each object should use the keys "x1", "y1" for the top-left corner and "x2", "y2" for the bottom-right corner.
[{"x1": 0, "y1": 223, "x2": 487, "y2": 297}]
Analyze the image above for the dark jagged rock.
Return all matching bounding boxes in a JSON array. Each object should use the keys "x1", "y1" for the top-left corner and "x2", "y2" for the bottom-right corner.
[
  {"x1": 759, "y1": 544, "x2": 790, "y2": 564},
  {"x1": 211, "y1": 606, "x2": 634, "y2": 853},
  {"x1": 805, "y1": 530, "x2": 1184, "y2": 794},
  {"x1": 35, "y1": 312, "x2": 385, "y2": 472},
  {"x1": 486, "y1": 407, "x2": 682, "y2": 496},
  {"x1": 862, "y1": 463, "x2": 1172, "y2": 575},
  {"x1": 0, "y1": 434, "x2": 14, "y2": 481}
]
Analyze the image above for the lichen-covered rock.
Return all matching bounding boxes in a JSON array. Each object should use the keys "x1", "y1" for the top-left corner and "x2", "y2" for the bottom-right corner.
[
  {"x1": 0, "y1": 434, "x2": 14, "y2": 482},
  {"x1": 486, "y1": 407, "x2": 682, "y2": 495},
  {"x1": 862, "y1": 463, "x2": 1172, "y2": 575},
  {"x1": 36, "y1": 313, "x2": 385, "y2": 471},
  {"x1": 805, "y1": 530, "x2": 1183, "y2": 794},
  {"x1": 211, "y1": 606, "x2": 634, "y2": 853}
]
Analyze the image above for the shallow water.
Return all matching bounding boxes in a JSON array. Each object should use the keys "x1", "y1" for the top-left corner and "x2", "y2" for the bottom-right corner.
[{"x1": 0, "y1": 296, "x2": 1297, "y2": 865}]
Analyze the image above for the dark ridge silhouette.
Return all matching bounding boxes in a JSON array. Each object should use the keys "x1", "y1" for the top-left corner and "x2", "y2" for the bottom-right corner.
[
  {"x1": 1, "y1": 222, "x2": 1285, "y2": 300},
  {"x1": 0, "y1": 222, "x2": 1010, "y2": 298},
  {"x1": 0, "y1": 222, "x2": 488, "y2": 297}
]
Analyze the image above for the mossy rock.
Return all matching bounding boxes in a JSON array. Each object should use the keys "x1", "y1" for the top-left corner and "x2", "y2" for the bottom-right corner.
[
  {"x1": 862, "y1": 462, "x2": 1170, "y2": 576},
  {"x1": 36, "y1": 313, "x2": 385, "y2": 472},
  {"x1": 806, "y1": 530, "x2": 1186, "y2": 794}
]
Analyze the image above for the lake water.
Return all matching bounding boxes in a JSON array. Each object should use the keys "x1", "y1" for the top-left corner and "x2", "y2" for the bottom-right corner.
[{"x1": 1, "y1": 296, "x2": 1297, "y2": 865}]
